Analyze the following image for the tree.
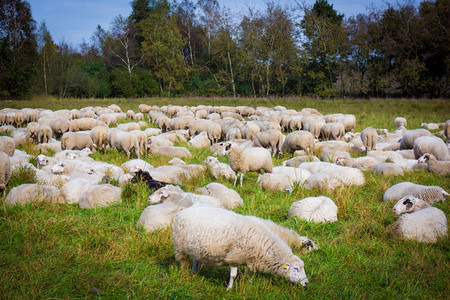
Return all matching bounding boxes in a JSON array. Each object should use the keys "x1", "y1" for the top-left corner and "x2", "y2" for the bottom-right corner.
[
  {"x1": 0, "y1": 0, "x2": 37, "y2": 97},
  {"x1": 35, "y1": 21, "x2": 56, "y2": 96}
]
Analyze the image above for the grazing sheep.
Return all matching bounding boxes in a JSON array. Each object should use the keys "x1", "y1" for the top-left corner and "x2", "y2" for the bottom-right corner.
[
  {"x1": 253, "y1": 129, "x2": 285, "y2": 157},
  {"x1": 155, "y1": 116, "x2": 170, "y2": 132},
  {"x1": 116, "y1": 122, "x2": 140, "y2": 132},
  {"x1": 112, "y1": 131, "x2": 141, "y2": 158},
  {"x1": 360, "y1": 127, "x2": 378, "y2": 153},
  {"x1": 320, "y1": 122, "x2": 345, "y2": 140},
  {"x1": 173, "y1": 204, "x2": 311, "y2": 290},
  {"x1": 50, "y1": 118, "x2": 70, "y2": 139},
  {"x1": 130, "y1": 130, "x2": 148, "y2": 158},
  {"x1": 303, "y1": 120, "x2": 325, "y2": 139},
  {"x1": 282, "y1": 155, "x2": 320, "y2": 167},
  {"x1": 5, "y1": 184, "x2": 64, "y2": 205},
  {"x1": 399, "y1": 129, "x2": 432, "y2": 149},
  {"x1": 374, "y1": 163, "x2": 404, "y2": 176},
  {"x1": 90, "y1": 125, "x2": 109, "y2": 152},
  {"x1": 78, "y1": 184, "x2": 122, "y2": 209},
  {"x1": 225, "y1": 127, "x2": 242, "y2": 141},
  {"x1": 394, "y1": 117, "x2": 407, "y2": 128},
  {"x1": 37, "y1": 124, "x2": 52, "y2": 144},
  {"x1": 0, "y1": 136, "x2": 15, "y2": 156},
  {"x1": 418, "y1": 153, "x2": 450, "y2": 176},
  {"x1": 383, "y1": 181, "x2": 448, "y2": 204},
  {"x1": 61, "y1": 132, "x2": 94, "y2": 151},
  {"x1": 188, "y1": 119, "x2": 214, "y2": 137},
  {"x1": 70, "y1": 118, "x2": 106, "y2": 132},
  {"x1": 257, "y1": 173, "x2": 293, "y2": 192},
  {"x1": 204, "y1": 156, "x2": 237, "y2": 182},
  {"x1": 196, "y1": 182, "x2": 244, "y2": 209},
  {"x1": 0, "y1": 151, "x2": 11, "y2": 196},
  {"x1": 221, "y1": 141, "x2": 273, "y2": 186},
  {"x1": 188, "y1": 131, "x2": 211, "y2": 148},
  {"x1": 148, "y1": 144, "x2": 192, "y2": 158},
  {"x1": 241, "y1": 122, "x2": 261, "y2": 141},
  {"x1": 126, "y1": 109, "x2": 136, "y2": 120},
  {"x1": 390, "y1": 195, "x2": 447, "y2": 243},
  {"x1": 206, "y1": 122, "x2": 222, "y2": 144},
  {"x1": 169, "y1": 116, "x2": 194, "y2": 130},
  {"x1": 26, "y1": 122, "x2": 39, "y2": 142},
  {"x1": 413, "y1": 136, "x2": 450, "y2": 161},
  {"x1": 289, "y1": 196, "x2": 338, "y2": 223},
  {"x1": 282, "y1": 131, "x2": 314, "y2": 155}
]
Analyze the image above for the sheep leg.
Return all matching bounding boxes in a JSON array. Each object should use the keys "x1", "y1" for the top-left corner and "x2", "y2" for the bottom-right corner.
[
  {"x1": 239, "y1": 173, "x2": 244, "y2": 187},
  {"x1": 226, "y1": 266, "x2": 238, "y2": 290},
  {"x1": 192, "y1": 259, "x2": 199, "y2": 273}
]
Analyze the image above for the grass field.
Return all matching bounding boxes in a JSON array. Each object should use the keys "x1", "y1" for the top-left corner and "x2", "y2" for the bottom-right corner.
[{"x1": 1, "y1": 97, "x2": 449, "y2": 299}]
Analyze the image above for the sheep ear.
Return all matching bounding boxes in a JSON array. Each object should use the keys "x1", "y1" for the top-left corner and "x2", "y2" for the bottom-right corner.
[
  {"x1": 162, "y1": 190, "x2": 169, "y2": 198},
  {"x1": 283, "y1": 263, "x2": 290, "y2": 272}
]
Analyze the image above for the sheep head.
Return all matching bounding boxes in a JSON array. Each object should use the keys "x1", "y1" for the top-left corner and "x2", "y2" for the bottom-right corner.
[
  {"x1": 417, "y1": 153, "x2": 433, "y2": 163},
  {"x1": 392, "y1": 195, "x2": 422, "y2": 215},
  {"x1": 282, "y1": 255, "x2": 309, "y2": 287}
]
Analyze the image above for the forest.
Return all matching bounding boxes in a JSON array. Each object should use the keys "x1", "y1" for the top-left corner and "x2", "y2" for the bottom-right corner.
[{"x1": 0, "y1": 0, "x2": 449, "y2": 99}]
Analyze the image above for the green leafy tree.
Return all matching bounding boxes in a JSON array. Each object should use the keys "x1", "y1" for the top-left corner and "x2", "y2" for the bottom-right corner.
[{"x1": 35, "y1": 21, "x2": 56, "y2": 96}]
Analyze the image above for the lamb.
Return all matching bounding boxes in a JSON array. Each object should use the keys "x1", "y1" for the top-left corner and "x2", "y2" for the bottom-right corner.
[
  {"x1": 413, "y1": 136, "x2": 450, "y2": 161},
  {"x1": 383, "y1": 181, "x2": 448, "y2": 204},
  {"x1": 418, "y1": 153, "x2": 450, "y2": 176},
  {"x1": 147, "y1": 144, "x2": 192, "y2": 158},
  {"x1": 204, "y1": 156, "x2": 237, "y2": 182},
  {"x1": 188, "y1": 131, "x2": 211, "y2": 148},
  {"x1": 61, "y1": 132, "x2": 94, "y2": 151},
  {"x1": 50, "y1": 118, "x2": 70, "y2": 139},
  {"x1": 390, "y1": 195, "x2": 447, "y2": 243},
  {"x1": 288, "y1": 196, "x2": 338, "y2": 223},
  {"x1": 221, "y1": 141, "x2": 273, "y2": 186},
  {"x1": 172, "y1": 204, "x2": 310, "y2": 290},
  {"x1": 0, "y1": 151, "x2": 11, "y2": 196},
  {"x1": 5, "y1": 183, "x2": 64, "y2": 205},
  {"x1": 196, "y1": 182, "x2": 244, "y2": 209},
  {"x1": 281, "y1": 130, "x2": 314, "y2": 155},
  {"x1": 90, "y1": 125, "x2": 109, "y2": 152},
  {"x1": 320, "y1": 122, "x2": 345, "y2": 140},
  {"x1": 252, "y1": 129, "x2": 285, "y2": 157},
  {"x1": 37, "y1": 124, "x2": 52, "y2": 144},
  {"x1": 360, "y1": 127, "x2": 378, "y2": 153},
  {"x1": 394, "y1": 117, "x2": 407, "y2": 128},
  {"x1": 0, "y1": 136, "x2": 15, "y2": 156},
  {"x1": 78, "y1": 184, "x2": 122, "y2": 209},
  {"x1": 257, "y1": 173, "x2": 293, "y2": 192},
  {"x1": 399, "y1": 129, "x2": 432, "y2": 149}
]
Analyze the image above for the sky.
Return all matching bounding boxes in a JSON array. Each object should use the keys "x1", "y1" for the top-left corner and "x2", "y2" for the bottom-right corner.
[{"x1": 27, "y1": 0, "x2": 408, "y2": 48}]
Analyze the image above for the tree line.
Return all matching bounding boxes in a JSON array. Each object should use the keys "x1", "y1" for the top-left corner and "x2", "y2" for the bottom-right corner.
[{"x1": 1, "y1": 0, "x2": 449, "y2": 99}]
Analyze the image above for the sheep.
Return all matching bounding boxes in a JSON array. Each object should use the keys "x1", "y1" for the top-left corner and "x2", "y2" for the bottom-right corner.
[
  {"x1": 0, "y1": 151, "x2": 11, "y2": 196},
  {"x1": 315, "y1": 140, "x2": 352, "y2": 152},
  {"x1": 360, "y1": 127, "x2": 378, "y2": 153},
  {"x1": 126, "y1": 109, "x2": 136, "y2": 120},
  {"x1": 188, "y1": 131, "x2": 211, "y2": 148},
  {"x1": 225, "y1": 127, "x2": 242, "y2": 141},
  {"x1": 50, "y1": 118, "x2": 70, "y2": 139},
  {"x1": 147, "y1": 187, "x2": 225, "y2": 208},
  {"x1": 155, "y1": 116, "x2": 170, "y2": 132},
  {"x1": 167, "y1": 157, "x2": 207, "y2": 178},
  {"x1": 288, "y1": 196, "x2": 338, "y2": 223},
  {"x1": 335, "y1": 156, "x2": 384, "y2": 171},
  {"x1": 252, "y1": 129, "x2": 285, "y2": 157},
  {"x1": 418, "y1": 153, "x2": 450, "y2": 176},
  {"x1": 394, "y1": 117, "x2": 407, "y2": 128},
  {"x1": 60, "y1": 178, "x2": 93, "y2": 204},
  {"x1": 61, "y1": 132, "x2": 94, "y2": 151},
  {"x1": 383, "y1": 181, "x2": 448, "y2": 204},
  {"x1": 320, "y1": 122, "x2": 345, "y2": 140},
  {"x1": 299, "y1": 161, "x2": 365, "y2": 187},
  {"x1": 131, "y1": 170, "x2": 169, "y2": 190},
  {"x1": 302, "y1": 119, "x2": 324, "y2": 139},
  {"x1": 188, "y1": 119, "x2": 214, "y2": 137},
  {"x1": 78, "y1": 184, "x2": 122, "y2": 209},
  {"x1": 138, "y1": 104, "x2": 152, "y2": 113},
  {"x1": 204, "y1": 156, "x2": 237, "y2": 182},
  {"x1": 69, "y1": 118, "x2": 106, "y2": 132},
  {"x1": 148, "y1": 144, "x2": 192, "y2": 158},
  {"x1": 147, "y1": 184, "x2": 185, "y2": 204},
  {"x1": 221, "y1": 141, "x2": 273, "y2": 187},
  {"x1": 148, "y1": 166, "x2": 191, "y2": 185},
  {"x1": 90, "y1": 125, "x2": 109, "y2": 152},
  {"x1": 121, "y1": 159, "x2": 154, "y2": 174},
  {"x1": 282, "y1": 155, "x2": 320, "y2": 167},
  {"x1": 196, "y1": 182, "x2": 244, "y2": 209},
  {"x1": 241, "y1": 122, "x2": 261, "y2": 141},
  {"x1": 26, "y1": 122, "x2": 39, "y2": 142},
  {"x1": 169, "y1": 116, "x2": 194, "y2": 130},
  {"x1": 272, "y1": 166, "x2": 311, "y2": 185},
  {"x1": 172, "y1": 204, "x2": 310, "y2": 290},
  {"x1": 444, "y1": 119, "x2": 450, "y2": 143},
  {"x1": 320, "y1": 149, "x2": 350, "y2": 163},
  {"x1": 374, "y1": 163, "x2": 404, "y2": 176},
  {"x1": 5, "y1": 183, "x2": 64, "y2": 205},
  {"x1": 0, "y1": 136, "x2": 15, "y2": 156},
  {"x1": 390, "y1": 195, "x2": 447, "y2": 243},
  {"x1": 143, "y1": 127, "x2": 162, "y2": 137},
  {"x1": 413, "y1": 136, "x2": 450, "y2": 161},
  {"x1": 399, "y1": 129, "x2": 432, "y2": 149},
  {"x1": 130, "y1": 130, "x2": 148, "y2": 157},
  {"x1": 137, "y1": 200, "x2": 186, "y2": 232},
  {"x1": 113, "y1": 131, "x2": 141, "y2": 158},
  {"x1": 9, "y1": 149, "x2": 33, "y2": 165},
  {"x1": 420, "y1": 122, "x2": 442, "y2": 130},
  {"x1": 281, "y1": 131, "x2": 314, "y2": 155},
  {"x1": 257, "y1": 173, "x2": 293, "y2": 192},
  {"x1": 206, "y1": 122, "x2": 222, "y2": 144},
  {"x1": 36, "y1": 140, "x2": 62, "y2": 153},
  {"x1": 116, "y1": 122, "x2": 140, "y2": 132},
  {"x1": 37, "y1": 124, "x2": 52, "y2": 144}
]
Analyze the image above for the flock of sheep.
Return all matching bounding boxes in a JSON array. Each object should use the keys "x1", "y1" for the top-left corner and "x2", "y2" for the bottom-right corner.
[{"x1": 0, "y1": 103, "x2": 449, "y2": 290}]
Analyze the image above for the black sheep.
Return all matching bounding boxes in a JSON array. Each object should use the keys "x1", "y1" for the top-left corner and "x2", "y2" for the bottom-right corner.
[{"x1": 131, "y1": 170, "x2": 169, "y2": 190}]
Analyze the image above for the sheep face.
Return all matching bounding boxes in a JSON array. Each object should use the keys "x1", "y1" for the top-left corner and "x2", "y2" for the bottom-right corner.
[
  {"x1": 148, "y1": 189, "x2": 168, "y2": 204},
  {"x1": 221, "y1": 142, "x2": 233, "y2": 157},
  {"x1": 417, "y1": 153, "x2": 432, "y2": 163},
  {"x1": 392, "y1": 195, "x2": 417, "y2": 215},
  {"x1": 283, "y1": 256, "x2": 308, "y2": 287},
  {"x1": 36, "y1": 155, "x2": 49, "y2": 167},
  {"x1": 204, "y1": 156, "x2": 218, "y2": 166},
  {"x1": 51, "y1": 162, "x2": 66, "y2": 174}
]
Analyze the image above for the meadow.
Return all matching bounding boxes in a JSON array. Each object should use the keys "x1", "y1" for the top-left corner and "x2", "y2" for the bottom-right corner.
[{"x1": 0, "y1": 97, "x2": 449, "y2": 299}]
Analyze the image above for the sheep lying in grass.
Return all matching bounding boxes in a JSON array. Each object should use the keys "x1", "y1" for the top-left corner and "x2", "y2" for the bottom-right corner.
[
  {"x1": 383, "y1": 181, "x2": 448, "y2": 204},
  {"x1": 172, "y1": 204, "x2": 314, "y2": 290},
  {"x1": 282, "y1": 155, "x2": 320, "y2": 167},
  {"x1": 0, "y1": 151, "x2": 11, "y2": 196},
  {"x1": 204, "y1": 156, "x2": 237, "y2": 182},
  {"x1": 418, "y1": 153, "x2": 450, "y2": 176},
  {"x1": 390, "y1": 195, "x2": 447, "y2": 243},
  {"x1": 221, "y1": 141, "x2": 273, "y2": 186},
  {"x1": 299, "y1": 161, "x2": 365, "y2": 189},
  {"x1": 131, "y1": 170, "x2": 169, "y2": 190},
  {"x1": 60, "y1": 178, "x2": 93, "y2": 204},
  {"x1": 413, "y1": 136, "x2": 450, "y2": 161},
  {"x1": 289, "y1": 196, "x2": 338, "y2": 223},
  {"x1": 5, "y1": 184, "x2": 64, "y2": 205},
  {"x1": 257, "y1": 173, "x2": 293, "y2": 192},
  {"x1": 0, "y1": 136, "x2": 15, "y2": 156},
  {"x1": 196, "y1": 182, "x2": 244, "y2": 209},
  {"x1": 399, "y1": 129, "x2": 432, "y2": 149},
  {"x1": 78, "y1": 184, "x2": 122, "y2": 209},
  {"x1": 147, "y1": 143, "x2": 192, "y2": 158}
]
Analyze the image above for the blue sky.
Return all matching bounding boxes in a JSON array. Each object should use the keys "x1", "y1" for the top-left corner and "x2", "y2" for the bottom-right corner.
[{"x1": 28, "y1": 0, "x2": 406, "y2": 48}]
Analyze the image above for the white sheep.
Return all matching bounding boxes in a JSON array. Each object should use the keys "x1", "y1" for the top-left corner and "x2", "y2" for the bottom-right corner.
[
  {"x1": 78, "y1": 184, "x2": 122, "y2": 209},
  {"x1": 173, "y1": 204, "x2": 311, "y2": 290},
  {"x1": 206, "y1": 122, "x2": 222, "y2": 144},
  {"x1": 147, "y1": 184, "x2": 185, "y2": 204},
  {"x1": 26, "y1": 122, "x2": 39, "y2": 142},
  {"x1": 399, "y1": 129, "x2": 432, "y2": 149},
  {"x1": 137, "y1": 200, "x2": 186, "y2": 232},
  {"x1": 320, "y1": 122, "x2": 345, "y2": 140},
  {"x1": 383, "y1": 181, "x2": 449, "y2": 204},
  {"x1": 320, "y1": 148, "x2": 351, "y2": 163},
  {"x1": 418, "y1": 153, "x2": 450, "y2": 176},
  {"x1": 37, "y1": 124, "x2": 53, "y2": 144},
  {"x1": 240, "y1": 122, "x2": 261, "y2": 141},
  {"x1": 252, "y1": 129, "x2": 285, "y2": 157},
  {"x1": 257, "y1": 173, "x2": 293, "y2": 192},
  {"x1": 204, "y1": 156, "x2": 237, "y2": 182},
  {"x1": 0, "y1": 151, "x2": 11, "y2": 196},
  {"x1": 282, "y1": 155, "x2": 320, "y2": 167},
  {"x1": 147, "y1": 144, "x2": 192, "y2": 158},
  {"x1": 413, "y1": 135, "x2": 450, "y2": 161},
  {"x1": 116, "y1": 122, "x2": 140, "y2": 132},
  {"x1": 148, "y1": 166, "x2": 191, "y2": 185},
  {"x1": 289, "y1": 196, "x2": 338, "y2": 223},
  {"x1": 394, "y1": 117, "x2": 407, "y2": 128},
  {"x1": 390, "y1": 195, "x2": 447, "y2": 243},
  {"x1": 113, "y1": 131, "x2": 141, "y2": 158},
  {"x1": 90, "y1": 125, "x2": 109, "y2": 152},
  {"x1": 360, "y1": 127, "x2": 378, "y2": 153},
  {"x1": 221, "y1": 141, "x2": 273, "y2": 187},
  {"x1": 282, "y1": 130, "x2": 314, "y2": 155},
  {"x1": 420, "y1": 122, "x2": 442, "y2": 130},
  {"x1": 167, "y1": 157, "x2": 206, "y2": 178},
  {"x1": 444, "y1": 119, "x2": 450, "y2": 143},
  {"x1": 335, "y1": 156, "x2": 383, "y2": 171},
  {"x1": 61, "y1": 132, "x2": 94, "y2": 151},
  {"x1": 374, "y1": 163, "x2": 404, "y2": 176},
  {"x1": 70, "y1": 118, "x2": 106, "y2": 132},
  {"x1": 60, "y1": 178, "x2": 93, "y2": 204},
  {"x1": 188, "y1": 131, "x2": 211, "y2": 148},
  {"x1": 196, "y1": 182, "x2": 244, "y2": 209},
  {"x1": 272, "y1": 166, "x2": 311, "y2": 185},
  {"x1": 5, "y1": 183, "x2": 64, "y2": 205},
  {"x1": 0, "y1": 136, "x2": 15, "y2": 157},
  {"x1": 299, "y1": 161, "x2": 365, "y2": 188},
  {"x1": 50, "y1": 118, "x2": 70, "y2": 139}
]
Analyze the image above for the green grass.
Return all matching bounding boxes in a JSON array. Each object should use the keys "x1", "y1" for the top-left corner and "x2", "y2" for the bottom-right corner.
[{"x1": 0, "y1": 97, "x2": 449, "y2": 299}]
